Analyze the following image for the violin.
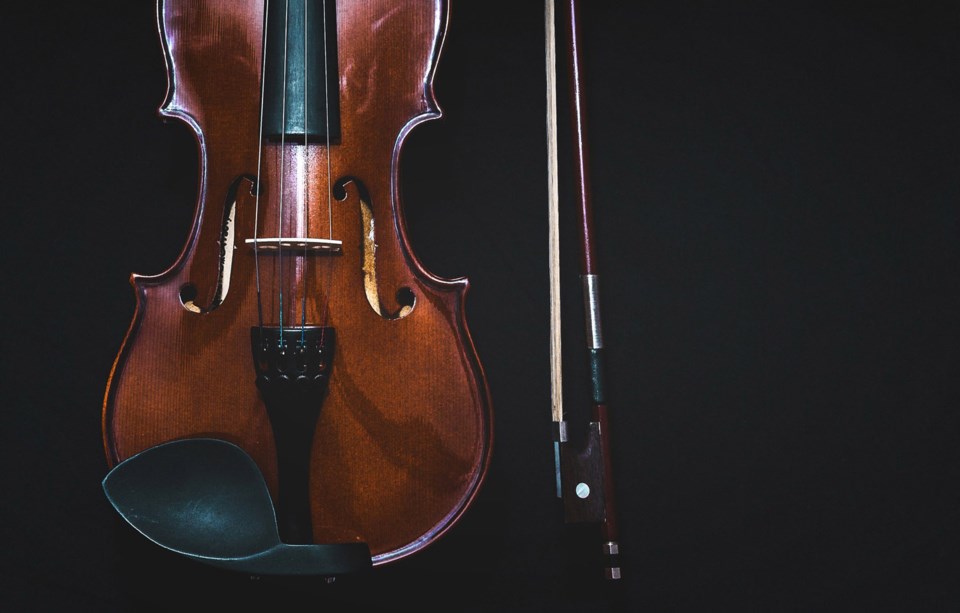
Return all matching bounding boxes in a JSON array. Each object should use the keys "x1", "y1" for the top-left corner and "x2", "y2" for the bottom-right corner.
[{"x1": 102, "y1": 0, "x2": 492, "y2": 566}]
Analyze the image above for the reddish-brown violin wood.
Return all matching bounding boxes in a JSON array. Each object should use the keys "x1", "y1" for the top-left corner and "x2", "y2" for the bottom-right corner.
[{"x1": 102, "y1": 0, "x2": 492, "y2": 565}]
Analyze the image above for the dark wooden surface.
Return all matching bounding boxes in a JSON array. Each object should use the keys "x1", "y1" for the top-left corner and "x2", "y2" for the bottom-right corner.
[{"x1": 2, "y1": 1, "x2": 958, "y2": 611}]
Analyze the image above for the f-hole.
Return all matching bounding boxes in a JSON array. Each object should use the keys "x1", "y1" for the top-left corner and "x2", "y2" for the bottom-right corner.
[
  {"x1": 334, "y1": 177, "x2": 416, "y2": 320},
  {"x1": 180, "y1": 174, "x2": 256, "y2": 313}
]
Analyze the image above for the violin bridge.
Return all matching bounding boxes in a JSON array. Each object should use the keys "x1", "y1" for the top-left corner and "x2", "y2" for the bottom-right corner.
[{"x1": 244, "y1": 237, "x2": 343, "y2": 253}]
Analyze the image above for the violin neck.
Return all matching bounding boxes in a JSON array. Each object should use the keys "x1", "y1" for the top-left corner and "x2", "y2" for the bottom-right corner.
[{"x1": 262, "y1": 0, "x2": 341, "y2": 142}]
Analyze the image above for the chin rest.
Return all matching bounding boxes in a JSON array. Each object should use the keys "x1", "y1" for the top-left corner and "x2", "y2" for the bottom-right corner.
[{"x1": 102, "y1": 438, "x2": 371, "y2": 577}]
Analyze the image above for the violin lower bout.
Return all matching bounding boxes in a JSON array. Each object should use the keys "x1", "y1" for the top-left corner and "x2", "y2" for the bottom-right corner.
[{"x1": 102, "y1": 265, "x2": 492, "y2": 565}]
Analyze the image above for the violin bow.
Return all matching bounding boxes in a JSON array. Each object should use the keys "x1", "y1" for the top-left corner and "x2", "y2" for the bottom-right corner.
[{"x1": 545, "y1": 0, "x2": 621, "y2": 580}]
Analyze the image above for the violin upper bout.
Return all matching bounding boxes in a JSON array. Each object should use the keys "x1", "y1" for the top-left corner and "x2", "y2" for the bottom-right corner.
[{"x1": 156, "y1": 0, "x2": 265, "y2": 134}]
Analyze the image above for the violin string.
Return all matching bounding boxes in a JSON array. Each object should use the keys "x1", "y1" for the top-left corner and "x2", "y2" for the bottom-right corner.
[
  {"x1": 276, "y1": 0, "x2": 292, "y2": 335},
  {"x1": 322, "y1": 0, "x2": 333, "y2": 243},
  {"x1": 300, "y1": 0, "x2": 309, "y2": 337},
  {"x1": 320, "y1": 0, "x2": 336, "y2": 339},
  {"x1": 253, "y1": 0, "x2": 271, "y2": 333},
  {"x1": 318, "y1": 0, "x2": 334, "y2": 336}
]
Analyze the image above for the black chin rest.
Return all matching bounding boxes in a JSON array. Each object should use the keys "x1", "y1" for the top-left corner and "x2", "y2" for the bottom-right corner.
[{"x1": 102, "y1": 438, "x2": 371, "y2": 577}]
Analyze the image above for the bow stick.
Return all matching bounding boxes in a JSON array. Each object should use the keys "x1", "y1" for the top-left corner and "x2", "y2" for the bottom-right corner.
[{"x1": 546, "y1": 0, "x2": 621, "y2": 580}]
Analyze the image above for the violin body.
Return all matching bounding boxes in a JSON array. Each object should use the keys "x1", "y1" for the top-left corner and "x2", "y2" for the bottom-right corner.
[{"x1": 102, "y1": 0, "x2": 492, "y2": 565}]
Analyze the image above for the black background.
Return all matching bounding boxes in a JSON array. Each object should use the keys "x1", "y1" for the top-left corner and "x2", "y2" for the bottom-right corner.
[{"x1": 2, "y1": 1, "x2": 958, "y2": 611}]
